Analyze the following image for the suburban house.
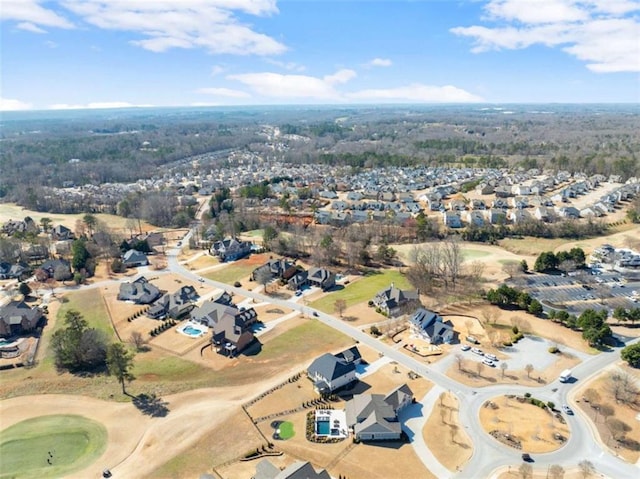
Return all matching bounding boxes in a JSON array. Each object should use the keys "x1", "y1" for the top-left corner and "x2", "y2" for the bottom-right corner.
[
  {"x1": 36, "y1": 258, "x2": 71, "y2": 279},
  {"x1": 50, "y1": 224, "x2": 75, "y2": 241},
  {"x1": 253, "y1": 459, "x2": 330, "y2": 479},
  {"x1": 251, "y1": 258, "x2": 297, "y2": 282},
  {"x1": 307, "y1": 346, "x2": 361, "y2": 394},
  {"x1": 307, "y1": 267, "x2": 336, "y2": 291},
  {"x1": 210, "y1": 237, "x2": 253, "y2": 262},
  {"x1": 408, "y1": 308, "x2": 454, "y2": 344},
  {"x1": 122, "y1": 249, "x2": 149, "y2": 268},
  {"x1": 372, "y1": 284, "x2": 420, "y2": 317},
  {"x1": 344, "y1": 383, "x2": 413, "y2": 441},
  {"x1": 146, "y1": 285, "x2": 198, "y2": 319},
  {"x1": 0, "y1": 262, "x2": 29, "y2": 280},
  {"x1": 211, "y1": 306, "x2": 259, "y2": 356},
  {"x1": 117, "y1": 276, "x2": 161, "y2": 304},
  {"x1": 287, "y1": 270, "x2": 309, "y2": 291},
  {"x1": 0, "y1": 300, "x2": 45, "y2": 338},
  {"x1": 191, "y1": 294, "x2": 242, "y2": 328},
  {"x1": 442, "y1": 211, "x2": 462, "y2": 228}
]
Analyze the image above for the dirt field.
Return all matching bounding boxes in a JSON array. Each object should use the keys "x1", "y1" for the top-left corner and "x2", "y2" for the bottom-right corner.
[
  {"x1": 423, "y1": 392, "x2": 473, "y2": 472},
  {"x1": 572, "y1": 364, "x2": 640, "y2": 463},
  {"x1": 479, "y1": 395, "x2": 571, "y2": 453}
]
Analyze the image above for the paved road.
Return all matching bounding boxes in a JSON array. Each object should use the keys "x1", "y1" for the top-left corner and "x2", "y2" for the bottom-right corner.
[{"x1": 166, "y1": 233, "x2": 640, "y2": 478}]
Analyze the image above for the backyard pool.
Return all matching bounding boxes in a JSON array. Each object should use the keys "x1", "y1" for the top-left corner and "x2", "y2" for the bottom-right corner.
[
  {"x1": 177, "y1": 322, "x2": 208, "y2": 338},
  {"x1": 316, "y1": 420, "x2": 330, "y2": 435}
]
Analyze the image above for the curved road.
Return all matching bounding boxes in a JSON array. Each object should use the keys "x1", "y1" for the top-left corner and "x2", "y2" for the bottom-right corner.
[{"x1": 165, "y1": 231, "x2": 638, "y2": 478}]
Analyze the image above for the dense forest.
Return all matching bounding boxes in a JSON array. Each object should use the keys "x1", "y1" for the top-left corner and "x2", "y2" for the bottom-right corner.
[{"x1": 1, "y1": 105, "x2": 638, "y2": 206}]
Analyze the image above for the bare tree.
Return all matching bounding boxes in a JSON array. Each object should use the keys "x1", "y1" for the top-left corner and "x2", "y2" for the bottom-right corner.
[
  {"x1": 549, "y1": 464, "x2": 565, "y2": 479},
  {"x1": 599, "y1": 403, "x2": 614, "y2": 424},
  {"x1": 449, "y1": 424, "x2": 458, "y2": 443},
  {"x1": 583, "y1": 388, "x2": 600, "y2": 405},
  {"x1": 502, "y1": 261, "x2": 521, "y2": 279},
  {"x1": 255, "y1": 267, "x2": 272, "y2": 294},
  {"x1": 500, "y1": 361, "x2": 508, "y2": 378},
  {"x1": 608, "y1": 371, "x2": 640, "y2": 405},
  {"x1": 455, "y1": 353, "x2": 464, "y2": 371},
  {"x1": 129, "y1": 331, "x2": 147, "y2": 351},
  {"x1": 578, "y1": 460, "x2": 595, "y2": 478},
  {"x1": 519, "y1": 462, "x2": 533, "y2": 479},
  {"x1": 476, "y1": 361, "x2": 484, "y2": 377},
  {"x1": 606, "y1": 417, "x2": 631, "y2": 442},
  {"x1": 525, "y1": 363, "x2": 534, "y2": 378},
  {"x1": 334, "y1": 299, "x2": 347, "y2": 318}
]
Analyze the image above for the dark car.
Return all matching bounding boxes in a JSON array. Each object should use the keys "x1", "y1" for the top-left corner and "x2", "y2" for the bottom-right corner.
[
  {"x1": 522, "y1": 453, "x2": 533, "y2": 462},
  {"x1": 312, "y1": 312, "x2": 319, "y2": 317}
]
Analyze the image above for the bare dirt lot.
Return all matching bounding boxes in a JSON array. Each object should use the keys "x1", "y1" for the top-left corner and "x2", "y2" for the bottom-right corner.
[
  {"x1": 573, "y1": 364, "x2": 640, "y2": 463},
  {"x1": 423, "y1": 392, "x2": 473, "y2": 472},
  {"x1": 479, "y1": 394, "x2": 571, "y2": 453}
]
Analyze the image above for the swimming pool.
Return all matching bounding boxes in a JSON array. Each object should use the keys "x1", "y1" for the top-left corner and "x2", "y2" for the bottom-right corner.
[
  {"x1": 316, "y1": 420, "x2": 330, "y2": 435},
  {"x1": 177, "y1": 322, "x2": 208, "y2": 338}
]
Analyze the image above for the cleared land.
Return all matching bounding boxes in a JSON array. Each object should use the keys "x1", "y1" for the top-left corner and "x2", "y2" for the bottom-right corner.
[
  {"x1": 0, "y1": 414, "x2": 107, "y2": 479},
  {"x1": 203, "y1": 253, "x2": 270, "y2": 285},
  {"x1": 479, "y1": 395, "x2": 571, "y2": 453},
  {"x1": 423, "y1": 392, "x2": 473, "y2": 472},
  {"x1": 573, "y1": 364, "x2": 640, "y2": 463}
]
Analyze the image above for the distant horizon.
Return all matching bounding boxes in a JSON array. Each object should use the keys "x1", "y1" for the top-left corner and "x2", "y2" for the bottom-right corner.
[{"x1": 1, "y1": 1, "x2": 639, "y2": 111}]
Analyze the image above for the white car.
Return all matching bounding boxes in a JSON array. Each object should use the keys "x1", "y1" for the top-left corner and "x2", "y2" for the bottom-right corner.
[
  {"x1": 485, "y1": 353, "x2": 498, "y2": 361},
  {"x1": 461, "y1": 344, "x2": 471, "y2": 351},
  {"x1": 562, "y1": 405, "x2": 574, "y2": 415},
  {"x1": 198, "y1": 277, "x2": 205, "y2": 283},
  {"x1": 471, "y1": 347, "x2": 484, "y2": 356},
  {"x1": 482, "y1": 358, "x2": 495, "y2": 367}
]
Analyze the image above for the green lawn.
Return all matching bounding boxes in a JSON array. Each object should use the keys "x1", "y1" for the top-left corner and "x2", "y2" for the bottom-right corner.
[
  {"x1": 0, "y1": 415, "x2": 107, "y2": 479},
  {"x1": 204, "y1": 262, "x2": 257, "y2": 285},
  {"x1": 309, "y1": 269, "x2": 412, "y2": 313},
  {"x1": 278, "y1": 421, "x2": 295, "y2": 439},
  {"x1": 462, "y1": 248, "x2": 491, "y2": 260},
  {"x1": 56, "y1": 288, "x2": 114, "y2": 336}
]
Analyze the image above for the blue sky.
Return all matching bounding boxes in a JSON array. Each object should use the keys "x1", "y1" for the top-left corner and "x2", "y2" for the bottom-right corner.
[{"x1": 1, "y1": 0, "x2": 639, "y2": 110}]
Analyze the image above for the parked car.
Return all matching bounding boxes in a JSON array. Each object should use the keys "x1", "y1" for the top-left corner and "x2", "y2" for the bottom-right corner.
[
  {"x1": 295, "y1": 290, "x2": 302, "y2": 296},
  {"x1": 485, "y1": 353, "x2": 498, "y2": 361},
  {"x1": 482, "y1": 358, "x2": 495, "y2": 367},
  {"x1": 471, "y1": 347, "x2": 484, "y2": 356},
  {"x1": 198, "y1": 277, "x2": 205, "y2": 283},
  {"x1": 461, "y1": 344, "x2": 471, "y2": 351},
  {"x1": 562, "y1": 405, "x2": 574, "y2": 415},
  {"x1": 466, "y1": 335, "x2": 479, "y2": 344},
  {"x1": 521, "y1": 453, "x2": 533, "y2": 462}
]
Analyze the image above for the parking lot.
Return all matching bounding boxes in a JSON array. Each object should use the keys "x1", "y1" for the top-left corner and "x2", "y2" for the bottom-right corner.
[{"x1": 520, "y1": 271, "x2": 640, "y2": 316}]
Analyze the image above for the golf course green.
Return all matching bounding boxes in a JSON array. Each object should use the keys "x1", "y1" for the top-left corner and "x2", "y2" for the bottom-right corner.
[{"x1": 0, "y1": 414, "x2": 108, "y2": 479}]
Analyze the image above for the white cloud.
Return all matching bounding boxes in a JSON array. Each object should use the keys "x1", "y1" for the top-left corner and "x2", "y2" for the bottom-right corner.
[
  {"x1": 44, "y1": 40, "x2": 58, "y2": 48},
  {"x1": 0, "y1": 97, "x2": 32, "y2": 111},
  {"x1": 211, "y1": 65, "x2": 227, "y2": 76},
  {"x1": 324, "y1": 69, "x2": 357, "y2": 85},
  {"x1": 264, "y1": 58, "x2": 306, "y2": 72},
  {"x1": 368, "y1": 58, "x2": 392, "y2": 67},
  {"x1": 0, "y1": 0, "x2": 74, "y2": 29},
  {"x1": 349, "y1": 84, "x2": 484, "y2": 103},
  {"x1": 196, "y1": 87, "x2": 251, "y2": 98},
  {"x1": 60, "y1": 0, "x2": 286, "y2": 55},
  {"x1": 48, "y1": 102, "x2": 153, "y2": 110},
  {"x1": 452, "y1": 0, "x2": 640, "y2": 72},
  {"x1": 485, "y1": 0, "x2": 587, "y2": 24},
  {"x1": 228, "y1": 69, "x2": 356, "y2": 99},
  {"x1": 16, "y1": 21, "x2": 47, "y2": 33}
]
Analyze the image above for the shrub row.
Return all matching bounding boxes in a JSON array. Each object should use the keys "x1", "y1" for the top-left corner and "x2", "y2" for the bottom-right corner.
[
  {"x1": 126, "y1": 307, "x2": 149, "y2": 322},
  {"x1": 150, "y1": 319, "x2": 176, "y2": 337}
]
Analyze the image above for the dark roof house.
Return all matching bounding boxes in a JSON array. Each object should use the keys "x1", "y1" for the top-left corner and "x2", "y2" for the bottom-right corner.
[
  {"x1": 122, "y1": 249, "x2": 149, "y2": 268},
  {"x1": 372, "y1": 284, "x2": 419, "y2": 317},
  {"x1": 408, "y1": 308, "x2": 454, "y2": 344},
  {"x1": 344, "y1": 384, "x2": 413, "y2": 441},
  {"x1": 146, "y1": 285, "x2": 198, "y2": 319},
  {"x1": 117, "y1": 276, "x2": 161, "y2": 304},
  {"x1": 211, "y1": 306, "x2": 258, "y2": 356},
  {"x1": 210, "y1": 237, "x2": 252, "y2": 262},
  {"x1": 0, "y1": 300, "x2": 44, "y2": 338},
  {"x1": 307, "y1": 346, "x2": 360, "y2": 393},
  {"x1": 307, "y1": 267, "x2": 336, "y2": 291}
]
